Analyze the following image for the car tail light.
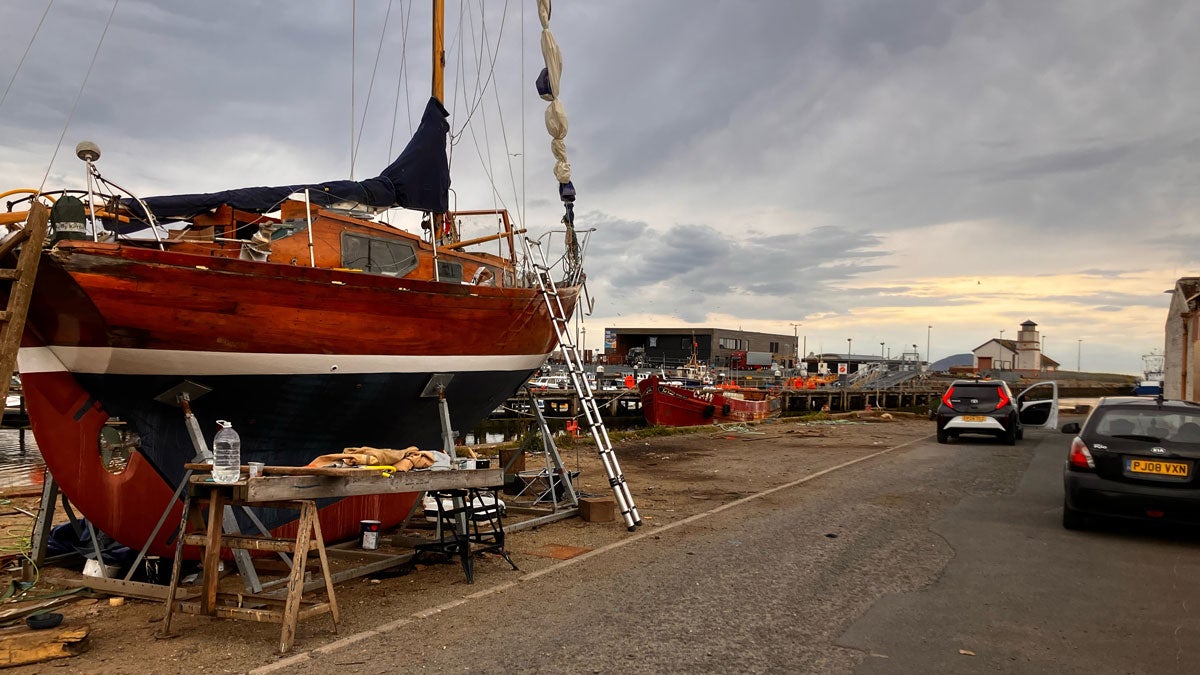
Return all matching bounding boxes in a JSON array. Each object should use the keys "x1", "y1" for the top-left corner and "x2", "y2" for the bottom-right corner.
[
  {"x1": 995, "y1": 386, "x2": 1010, "y2": 410},
  {"x1": 941, "y1": 386, "x2": 955, "y2": 410},
  {"x1": 1068, "y1": 437, "x2": 1094, "y2": 469}
]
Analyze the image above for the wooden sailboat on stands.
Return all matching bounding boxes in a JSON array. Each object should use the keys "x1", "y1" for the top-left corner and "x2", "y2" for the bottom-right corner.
[{"x1": 0, "y1": 1, "x2": 585, "y2": 556}]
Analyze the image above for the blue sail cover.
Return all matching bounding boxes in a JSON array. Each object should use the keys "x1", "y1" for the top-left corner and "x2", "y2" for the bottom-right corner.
[{"x1": 124, "y1": 97, "x2": 450, "y2": 222}]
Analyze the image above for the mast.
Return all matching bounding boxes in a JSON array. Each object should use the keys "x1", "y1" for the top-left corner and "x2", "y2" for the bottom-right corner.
[
  {"x1": 432, "y1": 0, "x2": 444, "y2": 104},
  {"x1": 430, "y1": 0, "x2": 454, "y2": 248}
]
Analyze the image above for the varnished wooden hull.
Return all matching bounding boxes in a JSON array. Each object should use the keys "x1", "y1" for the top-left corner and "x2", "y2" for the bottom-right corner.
[{"x1": 18, "y1": 242, "x2": 576, "y2": 556}]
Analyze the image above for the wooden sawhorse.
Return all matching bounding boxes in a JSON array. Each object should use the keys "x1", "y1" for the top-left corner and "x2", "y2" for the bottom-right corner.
[{"x1": 159, "y1": 482, "x2": 339, "y2": 654}]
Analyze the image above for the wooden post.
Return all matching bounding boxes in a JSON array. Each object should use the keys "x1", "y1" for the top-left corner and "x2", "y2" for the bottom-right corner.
[{"x1": 200, "y1": 490, "x2": 226, "y2": 615}]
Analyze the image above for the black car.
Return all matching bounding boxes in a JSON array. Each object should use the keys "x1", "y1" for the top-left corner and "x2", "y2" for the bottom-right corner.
[
  {"x1": 1062, "y1": 396, "x2": 1200, "y2": 529},
  {"x1": 935, "y1": 379, "x2": 1058, "y2": 445}
]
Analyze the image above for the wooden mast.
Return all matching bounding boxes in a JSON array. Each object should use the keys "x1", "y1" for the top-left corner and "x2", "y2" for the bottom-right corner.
[
  {"x1": 430, "y1": 0, "x2": 456, "y2": 246},
  {"x1": 432, "y1": 0, "x2": 445, "y2": 104}
]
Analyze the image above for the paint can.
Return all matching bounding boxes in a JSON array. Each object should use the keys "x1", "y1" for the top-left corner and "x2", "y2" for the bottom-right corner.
[{"x1": 360, "y1": 520, "x2": 381, "y2": 550}]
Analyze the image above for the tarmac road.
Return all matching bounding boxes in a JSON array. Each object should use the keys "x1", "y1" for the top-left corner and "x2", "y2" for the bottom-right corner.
[{"x1": 268, "y1": 420, "x2": 1200, "y2": 674}]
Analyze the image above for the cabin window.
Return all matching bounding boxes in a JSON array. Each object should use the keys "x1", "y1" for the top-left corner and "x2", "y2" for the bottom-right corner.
[
  {"x1": 436, "y1": 261, "x2": 463, "y2": 283},
  {"x1": 341, "y1": 233, "x2": 418, "y2": 276}
]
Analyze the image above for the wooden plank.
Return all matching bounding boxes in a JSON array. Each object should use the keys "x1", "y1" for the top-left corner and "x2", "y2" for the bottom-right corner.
[
  {"x1": 40, "y1": 575, "x2": 174, "y2": 602},
  {"x1": 245, "y1": 469, "x2": 503, "y2": 501},
  {"x1": 200, "y1": 490, "x2": 225, "y2": 615},
  {"x1": 0, "y1": 201, "x2": 48, "y2": 405},
  {"x1": 280, "y1": 503, "x2": 316, "y2": 653},
  {"x1": 0, "y1": 625, "x2": 90, "y2": 668},
  {"x1": 182, "y1": 533, "x2": 298, "y2": 553}
]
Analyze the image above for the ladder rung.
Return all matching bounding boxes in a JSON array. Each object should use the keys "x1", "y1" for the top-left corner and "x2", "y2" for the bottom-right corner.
[
  {"x1": 0, "y1": 311, "x2": 11, "y2": 323},
  {"x1": 0, "y1": 269, "x2": 20, "y2": 281}
]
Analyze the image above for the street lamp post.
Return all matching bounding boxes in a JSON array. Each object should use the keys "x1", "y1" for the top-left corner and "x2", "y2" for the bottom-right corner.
[
  {"x1": 847, "y1": 338, "x2": 853, "y2": 371},
  {"x1": 790, "y1": 322, "x2": 802, "y2": 368},
  {"x1": 926, "y1": 325, "x2": 931, "y2": 367},
  {"x1": 1000, "y1": 329, "x2": 1005, "y2": 339},
  {"x1": 1077, "y1": 339, "x2": 1082, "y2": 372}
]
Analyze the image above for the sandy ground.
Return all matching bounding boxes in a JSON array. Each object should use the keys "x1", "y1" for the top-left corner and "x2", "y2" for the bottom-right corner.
[{"x1": 0, "y1": 413, "x2": 934, "y2": 673}]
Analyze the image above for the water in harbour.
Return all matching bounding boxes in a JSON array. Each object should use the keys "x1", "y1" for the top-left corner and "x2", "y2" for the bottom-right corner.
[{"x1": 0, "y1": 428, "x2": 44, "y2": 490}]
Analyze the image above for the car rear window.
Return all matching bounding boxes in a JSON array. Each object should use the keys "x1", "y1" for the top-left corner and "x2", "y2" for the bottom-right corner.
[
  {"x1": 1090, "y1": 408, "x2": 1200, "y2": 443},
  {"x1": 950, "y1": 385, "x2": 1001, "y2": 403}
]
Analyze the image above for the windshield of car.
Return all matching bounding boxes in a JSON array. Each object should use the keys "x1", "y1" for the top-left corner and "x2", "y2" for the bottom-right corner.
[{"x1": 1090, "y1": 408, "x2": 1200, "y2": 443}]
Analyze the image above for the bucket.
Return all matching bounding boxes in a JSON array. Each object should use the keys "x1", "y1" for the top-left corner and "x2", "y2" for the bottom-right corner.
[
  {"x1": 83, "y1": 558, "x2": 120, "y2": 579},
  {"x1": 360, "y1": 520, "x2": 381, "y2": 550}
]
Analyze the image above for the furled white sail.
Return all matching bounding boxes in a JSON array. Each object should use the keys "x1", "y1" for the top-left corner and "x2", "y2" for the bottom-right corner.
[{"x1": 538, "y1": 0, "x2": 570, "y2": 187}]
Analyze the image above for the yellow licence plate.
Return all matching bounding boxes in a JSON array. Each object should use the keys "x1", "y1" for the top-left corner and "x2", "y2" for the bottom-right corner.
[
  {"x1": 1128, "y1": 459, "x2": 1190, "y2": 477},
  {"x1": 961, "y1": 416, "x2": 987, "y2": 422}
]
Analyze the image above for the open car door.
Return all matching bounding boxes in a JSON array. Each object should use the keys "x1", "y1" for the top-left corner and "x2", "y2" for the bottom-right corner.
[{"x1": 1016, "y1": 381, "x2": 1058, "y2": 429}]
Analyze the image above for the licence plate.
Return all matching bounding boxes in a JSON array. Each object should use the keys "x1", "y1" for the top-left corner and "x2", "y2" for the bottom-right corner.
[
  {"x1": 1128, "y1": 459, "x2": 1190, "y2": 477},
  {"x1": 961, "y1": 416, "x2": 987, "y2": 422}
]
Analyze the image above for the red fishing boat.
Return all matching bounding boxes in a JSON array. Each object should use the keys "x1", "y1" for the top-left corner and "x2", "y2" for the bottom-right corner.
[
  {"x1": 0, "y1": 1, "x2": 584, "y2": 556},
  {"x1": 638, "y1": 376, "x2": 781, "y2": 427}
]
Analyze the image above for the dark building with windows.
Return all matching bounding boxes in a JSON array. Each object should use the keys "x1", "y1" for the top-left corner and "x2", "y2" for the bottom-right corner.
[{"x1": 602, "y1": 327, "x2": 797, "y2": 369}]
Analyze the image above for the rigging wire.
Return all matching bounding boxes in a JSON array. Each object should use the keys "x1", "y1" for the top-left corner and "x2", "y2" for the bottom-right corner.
[
  {"x1": 447, "y1": 0, "x2": 508, "y2": 143},
  {"x1": 351, "y1": 0, "x2": 395, "y2": 177},
  {"x1": 38, "y1": 0, "x2": 120, "y2": 196},
  {"x1": 0, "y1": 0, "x2": 54, "y2": 116},
  {"x1": 351, "y1": 0, "x2": 356, "y2": 180},
  {"x1": 387, "y1": 0, "x2": 415, "y2": 158},
  {"x1": 519, "y1": 0, "x2": 526, "y2": 242}
]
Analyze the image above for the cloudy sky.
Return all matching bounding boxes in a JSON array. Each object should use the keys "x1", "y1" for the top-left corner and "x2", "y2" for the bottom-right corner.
[{"x1": 2, "y1": 1, "x2": 1197, "y2": 375}]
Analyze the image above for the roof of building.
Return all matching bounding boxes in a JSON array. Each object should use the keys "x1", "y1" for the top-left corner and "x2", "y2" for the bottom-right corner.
[
  {"x1": 972, "y1": 338, "x2": 1018, "y2": 354},
  {"x1": 1175, "y1": 277, "x2": 1200, "y2": 310}
]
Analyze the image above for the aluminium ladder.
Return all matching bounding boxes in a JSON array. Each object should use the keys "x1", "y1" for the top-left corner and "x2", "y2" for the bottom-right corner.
[{"x1": 524, "y1": 237, "x2": 641, "y2": 530}]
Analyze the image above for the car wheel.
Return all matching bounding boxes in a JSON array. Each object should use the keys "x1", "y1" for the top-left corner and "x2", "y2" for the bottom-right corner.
[
  {"x1": 1004, "y1": 425, "x2": 1017, "y2": 445},
  {"x1": 937, "y1": 428, "x2": 949, "y2": 444},
  {"x1": 1062, "y1": 499, "x2": 1086, "y2": 530},
  {"x1": 1016, "y1": 426, "x2": 1024, "y2": 441}
]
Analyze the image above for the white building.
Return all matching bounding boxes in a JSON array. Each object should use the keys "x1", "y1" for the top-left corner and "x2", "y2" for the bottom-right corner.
[
  {"x1": 1164, "y1": 277, "x2": 1200, "y2": 400},
  {"x1": 972, "y1": 320, "x2": 1059, "y2": 373}
]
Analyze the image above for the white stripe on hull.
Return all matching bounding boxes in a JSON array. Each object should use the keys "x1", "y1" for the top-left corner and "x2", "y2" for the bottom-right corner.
[{"x1": 17, "y1": 346, "x2": 549, "y2": 376}]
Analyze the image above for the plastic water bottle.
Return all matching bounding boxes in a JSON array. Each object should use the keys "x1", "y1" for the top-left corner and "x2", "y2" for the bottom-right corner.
[{"x1": 212, "y1": 420, "x2": 241, "y2": 484}]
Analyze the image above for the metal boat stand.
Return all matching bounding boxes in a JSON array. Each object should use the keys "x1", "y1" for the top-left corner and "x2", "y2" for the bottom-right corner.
[
  {"x1": 411, "y1": 374, "x2": 518, "y2": 581},
  {"x1": 502, "y1": 388, "x2": 581, "y2": 531}
]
